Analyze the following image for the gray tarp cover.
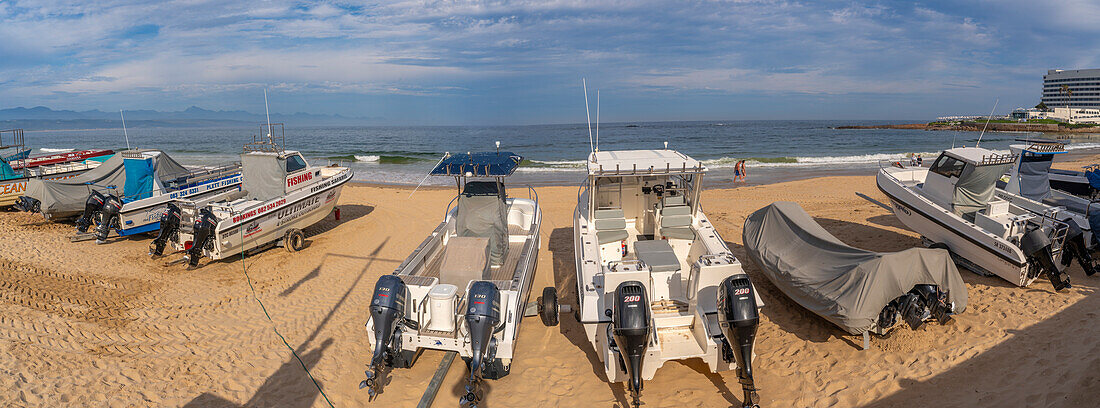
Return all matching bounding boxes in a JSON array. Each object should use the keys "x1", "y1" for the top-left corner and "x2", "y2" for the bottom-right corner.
[
  {"x1": 1017, "y1": 155, "x2": 1054, "y2": 201},
  {"x1": 24, "y1": 150, "x2": 189, "y2": 218},
  {"x1": 241, "y1": 153, "x2": 286, "y2": 202},
  {"x1": 953, "y1": 162, "x2": 1012, "y2": 216},
  {"x1": 742, "y1": 202, "x2": 968, "y2": 335},
  {"x1": 455, "y1": 186, "x2": 507, "y2": 265}
]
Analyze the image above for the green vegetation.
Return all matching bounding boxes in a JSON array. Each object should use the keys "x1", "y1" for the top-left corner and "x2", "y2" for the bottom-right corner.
[
  {"x1": 1035, "y1": 102, "x2": 1049, "y2": 111},
  {"x1": 1062, "y1": 123, "x2": 1100, "y2": 129},
  {"x1": 1026, "y1": 119, "x2": 1060, "y2": 124}
]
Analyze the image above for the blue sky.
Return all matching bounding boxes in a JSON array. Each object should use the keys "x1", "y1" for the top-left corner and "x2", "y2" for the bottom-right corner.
[{"x1": 1, "y1": 0, "x2": 1098, "y2": 125}]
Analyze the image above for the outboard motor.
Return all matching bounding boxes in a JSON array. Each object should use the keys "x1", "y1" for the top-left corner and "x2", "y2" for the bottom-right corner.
[
  {"x1": 93, "y1": 195, "x2": 123, "y2": 244},
  {"x1": 717, "y1": 275, "x2": 760, "y2": 408},
  {"x1": 150, "y1": 203, "x2": 182, "y2": 257},
  {"x1": 610, "y1": 281, "x2": 651, "y2": 408},
  {"x1": 461, "y1": 281, "x2": 501, "y2": 408},
  {"x1": 13, "y1": 196, "x2": 40, "y2": 213},
  {"x1": 1021, "y1": 225, "x2": 1071, "y2": 291},
  {"x1": 186, "y1": 207, "x2": 218, "y2": 268},
  {"x1": 360, "y1": 275, "x2": 407, "y2": 399},
  {"x1": 75, "y1": 191, "x2": 107, "y2": 233},
  {"x1": 1060, "y1": 221, "x2": 1097, "y2": 277},
  {"x1": 910, "y1": 284, "x2": 954, "y2": 325}
]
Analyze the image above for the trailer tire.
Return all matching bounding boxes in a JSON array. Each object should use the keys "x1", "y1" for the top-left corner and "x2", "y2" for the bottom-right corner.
[
  {"x1": 285, "y1": 229, "x2": 305, "y2": 252},
  {"x1": 539, "y1": 287, "x2": 559, "y2": 326}
]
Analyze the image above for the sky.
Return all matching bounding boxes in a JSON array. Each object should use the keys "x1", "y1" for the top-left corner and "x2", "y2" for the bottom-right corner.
[{"x1": 0, "y1": 0, "x2": 1098, "y2": 125}]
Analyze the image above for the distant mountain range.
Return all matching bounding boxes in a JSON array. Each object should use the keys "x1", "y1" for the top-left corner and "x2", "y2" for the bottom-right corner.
[{"x1": 0, "y1": 106, "x2": 373, "y2": 130}]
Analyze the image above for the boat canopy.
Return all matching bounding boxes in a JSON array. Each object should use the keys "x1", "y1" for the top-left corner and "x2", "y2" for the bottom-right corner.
[
  {"x1": 241, "y1": 152, "x2": 289, "y2": 201},
  {"x1": 587, "y1": 149, "x2": 705, "y2": 176},
  {"x1": 23, "y1": 149, "x2": 190, "y2": 217},
  {"x1": 742, "y1": 201, "x2": 967, "y2": 335},
  {"x1": 431, "y1": 152, "x2": 523, "y2": 177}
]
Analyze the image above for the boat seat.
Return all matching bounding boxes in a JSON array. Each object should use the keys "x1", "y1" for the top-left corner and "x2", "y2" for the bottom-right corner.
[
  {"x1": 594, "y1": 209, "x2": 629, "y2": 245},
  {"x1": 659, "y1": 195, "x2": 696, "y2": 240},
  {"x1": 634, "y1": 240, "x2": 681, "y2": 272},
  {"x1": 438, "y1": 237, "x2": 490, "y2": 290}
]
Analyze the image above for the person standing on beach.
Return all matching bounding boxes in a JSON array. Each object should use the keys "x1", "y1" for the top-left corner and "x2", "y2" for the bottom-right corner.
[
  {"x1": 916, "y1": 154, "x2": 923, "y2": 166},
  {"x1": 733, "y1": 160, "x2": 747, "y2": 181}
]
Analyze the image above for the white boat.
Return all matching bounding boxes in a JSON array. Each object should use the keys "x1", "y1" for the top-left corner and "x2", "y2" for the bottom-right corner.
[
  {"x1": 364, "y1": 150, "x2": 547, "y2": 407},
  {"x1": 877, "y1": 147, "x2": 1075, "y2": 290},
  {"x1": 995, "y1": 140, "x2": 1098, "y2": 276},
  {"x1": 72, "y1": 150, "x2": 242, "y2": 244},
  {"x1": 151, "y1": 124, "x2": 351, "y2": 268},
  {"x1": 570, "y1": 148, "x2": 764, "y2": 408}
]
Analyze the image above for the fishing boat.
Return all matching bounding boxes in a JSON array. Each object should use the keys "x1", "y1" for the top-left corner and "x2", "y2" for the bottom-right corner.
[
  {"x1": 364, "y1": 149, "x2": 547, "y2": 408},
  {"x1": 149, "y1": 124, "x2": 351, "y2": 268},
  {"x1": 877, "y1": 146, "x2": 1080, "y2": 291},
  {"x1": 569, "y1": 147, "x2": 764, "y2": 408},
  {"x1": 1, "y1": 129, "x2": 114, "y2": 207}
]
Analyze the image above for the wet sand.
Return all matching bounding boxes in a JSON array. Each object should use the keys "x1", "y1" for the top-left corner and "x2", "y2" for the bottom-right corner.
[{"x1": 1, "y1": 156, "x2": 1099, "y2": 407}]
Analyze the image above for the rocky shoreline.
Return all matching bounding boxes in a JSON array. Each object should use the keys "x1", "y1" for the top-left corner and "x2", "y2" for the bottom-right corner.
[{"x1": 837, "y1": 122, "x2": 1100, "y2": 133}]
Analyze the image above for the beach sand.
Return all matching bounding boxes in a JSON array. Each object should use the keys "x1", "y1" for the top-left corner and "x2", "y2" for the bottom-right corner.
[{"x1": 1, "y1": 158, "x2": 1099, "y2": 407}]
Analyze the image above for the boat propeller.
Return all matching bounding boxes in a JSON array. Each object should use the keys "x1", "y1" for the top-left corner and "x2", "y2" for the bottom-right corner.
[
  {"x1": 717, "y1": 275, "x2": 761, "y2": 408},
  {"x1": 461, "y1": 281, "x2": 501, "y2": 408}
]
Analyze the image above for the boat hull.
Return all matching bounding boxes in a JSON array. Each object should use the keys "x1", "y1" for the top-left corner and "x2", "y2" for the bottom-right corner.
[{"x1": 114, "y1": 174, "x2": 242, "y2": 236}]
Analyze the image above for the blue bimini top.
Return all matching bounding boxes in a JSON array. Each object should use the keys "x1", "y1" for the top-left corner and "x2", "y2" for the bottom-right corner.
[{"x1": 430, "y1": 151, "x2": 524, "y2": 177}]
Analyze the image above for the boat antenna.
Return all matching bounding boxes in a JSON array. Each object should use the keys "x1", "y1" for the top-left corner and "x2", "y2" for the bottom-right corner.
[
  {"x1": 120, "y1": 109, "x2": 131, "y2": 150},
  {"x1": 263, "y1": 88, "x2": 272, "y2": 141},
  {"x1": 975, "y1": 98, "x2": 999, "y2": 148},
  {"x1": 595, "y1": 89, "x2": 600, "y2": 152},
  {"x1": 409, "y1": 152, "x2": 448, "y2": 199},
  {"x1": 583, "y1": 78, "x2": 593, "y2": 153}
]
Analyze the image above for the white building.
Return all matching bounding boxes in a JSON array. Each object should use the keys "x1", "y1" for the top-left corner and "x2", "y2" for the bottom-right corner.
[
  {"x1": 1042, "y1": 69, "x2": 1100, "y2": 108},
  {"x1": 1046, "y1": 107, "x2": 1100, "y2": 124}
]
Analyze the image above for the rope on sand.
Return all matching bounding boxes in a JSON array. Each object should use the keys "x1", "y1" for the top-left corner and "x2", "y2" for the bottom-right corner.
[{"x1": 239, "y1": 222, "x2": 336, "y2": 408}]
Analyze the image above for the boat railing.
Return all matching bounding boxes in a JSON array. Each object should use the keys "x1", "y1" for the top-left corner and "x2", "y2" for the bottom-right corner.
[
  {"x1": 590, "y1": 161, "x2": 705, "y2": 176},
  {"x1": 978, "y1": 152, "x2": 1017, "y2": 166},
  {"x1": 1026, "y1": 142, "x2": 1066, "y2": 153},
  {"x1": 244, "y1": 123, "x2": 285, "y2": 153},
  {"x1": 0, "y1": 129, "x2": 27, "y2": 170}
]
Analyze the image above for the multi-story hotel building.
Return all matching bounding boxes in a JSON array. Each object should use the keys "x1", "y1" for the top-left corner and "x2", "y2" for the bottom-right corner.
[{"x1": 1042, "y1": 69, "x2": 1100, "y2": 108}]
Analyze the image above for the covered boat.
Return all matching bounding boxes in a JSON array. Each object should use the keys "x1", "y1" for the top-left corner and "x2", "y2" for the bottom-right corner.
[
  {"x1": 1, "y1": 129, "x2": 114, "y2": 207},
  {"x1": 742, "y1": 201, "x2": 966, "y2": 337},
  {"x1": 151, "y1": 124, "x2": 351, "y2": 268},
  {"x1": 364, "y1": 149, "x2": 547, "y2": 408}
]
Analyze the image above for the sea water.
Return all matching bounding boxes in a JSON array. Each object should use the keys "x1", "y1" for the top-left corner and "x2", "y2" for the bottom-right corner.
[{"x1": 18, "y1": 120, "x2": 1100, "y2": 188}]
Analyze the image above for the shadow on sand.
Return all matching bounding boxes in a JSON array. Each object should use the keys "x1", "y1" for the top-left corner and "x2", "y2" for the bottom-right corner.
[{"x1": 184, "y1": 239, "x2": 395, "y2": 407}]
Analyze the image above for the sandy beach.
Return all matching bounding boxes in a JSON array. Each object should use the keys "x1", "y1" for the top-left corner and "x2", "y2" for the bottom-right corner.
[{"x1": 2, "y1": 158, "x2": 1099, "y2": 408}]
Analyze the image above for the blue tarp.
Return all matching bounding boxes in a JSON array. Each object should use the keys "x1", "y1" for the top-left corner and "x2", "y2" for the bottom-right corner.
[
  {"x1": 1086, "y1": 168, "x2": 1100, "y2": 191},
  {"x1": 430, "y1": 151, "x2": 523, "y2": 177},
  {"x1": 123, "y1": 157, "x2": 155, "y2": 202}
]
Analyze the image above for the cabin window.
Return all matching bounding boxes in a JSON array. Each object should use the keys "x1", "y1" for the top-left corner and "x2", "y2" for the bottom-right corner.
[
  {"x1": 929, "y1": 155, "x2": 965, "y2": 178},
  {"x1": 286, "y1": 155, "x2": 307, "y2": 173}
]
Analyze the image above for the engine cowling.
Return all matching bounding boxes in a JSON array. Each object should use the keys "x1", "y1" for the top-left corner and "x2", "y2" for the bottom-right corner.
[
  {"x1": 465, "y1": 281, "x2": 501, "y2": 382},
  {"x1": 75, "y1": 191, "x2": 107, "y2": 233},
  {"x1": 94, "y1": 195, "x2": 123, "y2": 243},
  {"x1": 369, "y1": 275, "x2": 407, "y2": 368},
  {"x1": 717, "y1": 275, "x2": 760, "y2": 408},
  {"x1": 187, "y1": 207, "x2": 218, "y2": 267},
  {"x1": 150, "y1": 203, "x2": 182, "y2": 256},
  {"x1": 611, "y1": 281, "x2": 651, "y2": 407}
]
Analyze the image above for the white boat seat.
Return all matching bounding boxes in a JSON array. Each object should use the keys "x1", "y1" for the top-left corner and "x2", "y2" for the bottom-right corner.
[
  {"x1": 594, "y1": 208, "x2": 629, "y2": 245},
  {"x1": 438, "y1": 237, "x2": 490, "y2": 289},
  {"x1": 659, "y1": 195, "x2": 695, "y2": 240},
  {"x1": 661, "y1": 227, "x2": 696, "y2": 240},
  {"x1": 634, "y1": 240, "x2": 681, "y2": 272}
]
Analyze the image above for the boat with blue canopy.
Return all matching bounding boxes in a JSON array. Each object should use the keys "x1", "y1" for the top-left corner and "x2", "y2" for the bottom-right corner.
[{"x1": 364, "y1": 147, "x2": 553, "y2": 408}]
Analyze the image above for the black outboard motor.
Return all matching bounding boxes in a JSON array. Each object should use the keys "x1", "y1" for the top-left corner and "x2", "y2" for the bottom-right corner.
[
  {"x1": 75, "y1": 191, "x2": 107, "y2": 233},
  {"x1": 910, "y1": 284, "x2": 954, "y2": 325},
  {"x1": 462, "y1": 281, "x2": 500, "y2": 408},
  {"x1": 361, "y1": 274, "x2": 407, "y2": 398},
  {"x1": 717, "y1": 275, "x2": 760, "y2": 408},
  {"x1": 186, "y1": 207, "x2": 218, "y2": 268},
  {"x1": 1060, "y1": 221, "x2": 1097, "y2": 277},
  {"x1": 1021, "y1": 225, "x2": 1071, "y2": 291},
  {"x1": 13, "y1": 196, "x2": 40, "y2": 213},
  {"x1": 150, "y1": 203, "x2": 182, "y2": 257},
  {"x1": 93, "y1": 195, "x2": 123, "y2": 244},
  {"x1": 610, "y1": 281, "x2": 651, "y2": 408}
]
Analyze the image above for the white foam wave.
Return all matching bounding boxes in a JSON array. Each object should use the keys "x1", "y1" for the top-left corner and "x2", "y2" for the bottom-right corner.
[
  {"x1": 702, "y1": 152, "x2": 946, "y2": 168},
  {"x1": 1065, "y1": 142, "x2": 1100, "y2": 151},
  {"x1": 527, "y1": 159, "x2": 586, "y2": 168},
  {"x1": 355, "y1": 155, "x2": 380, "y2": 162},
  {"x1": 39, "y1": 148, "x2": 74, "y2": 153}
]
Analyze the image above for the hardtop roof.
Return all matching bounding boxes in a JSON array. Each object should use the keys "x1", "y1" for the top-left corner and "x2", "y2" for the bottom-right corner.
[
  {"x1": 587, "y1": 149, "x2": 705, "y2": 176},
  {"x1": 942, "y1": 147, "x2": 1016, "y2": 166}
]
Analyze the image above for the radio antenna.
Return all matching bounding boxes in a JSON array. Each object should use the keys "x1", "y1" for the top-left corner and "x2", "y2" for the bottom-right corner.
[
  {"x1": 264, "y1": 88, "x2": 272, "y2": 140},
  {"x1": 976, "y1": 98, "x2": 999, "y2": 148},
  {"x1": 595, "y1": 90, "x2": 600, "y2": 152},
  {"x1": 583, "y1": 78, "x2": 593, "y2": 153},
  {"x1": 120, "y1": 110, "x2": 131, "y2": 150}
]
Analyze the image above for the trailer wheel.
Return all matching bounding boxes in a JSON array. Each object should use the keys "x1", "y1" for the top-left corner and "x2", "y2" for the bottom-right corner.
[
  {"x1": 285, "y1": 229, "x2": 305, "y2": 252},
  {"x1": 539, "y1": 287, "x2": 559, "y2": 326}
]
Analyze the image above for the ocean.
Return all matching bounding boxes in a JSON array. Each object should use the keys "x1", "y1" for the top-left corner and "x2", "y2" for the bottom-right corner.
[{"x1": 18, "y1": 120, "x2": 1100, "y2": 188}]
